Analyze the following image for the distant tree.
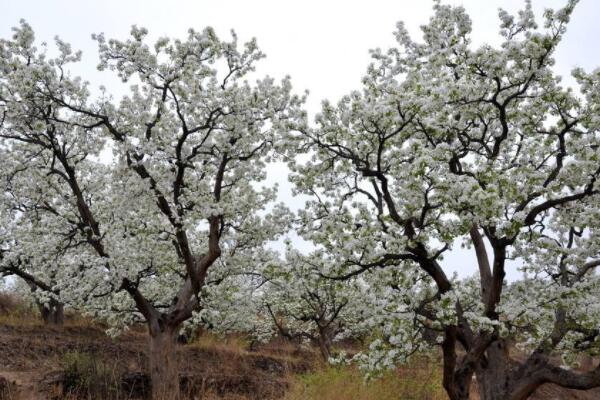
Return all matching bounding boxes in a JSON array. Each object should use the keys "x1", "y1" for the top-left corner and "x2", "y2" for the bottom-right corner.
[
  {"x1": 262, "y1": 250, "x2": 366, "y2": 361},
  {"x1": 0, "y1": 258, "x2": 66, "y2": 326},
  {"x1": 0, "y1": 21, "x2": 303, "y2": 399},
  {"x1": 288, "y1": 1, "x2": 600, "y2": 399},
  {"x1": 188, "y1": 253, "x2": 279, "y2": 345},
  {"x1": 0, "y1": 184, "x2": 66, "y2": 325}
]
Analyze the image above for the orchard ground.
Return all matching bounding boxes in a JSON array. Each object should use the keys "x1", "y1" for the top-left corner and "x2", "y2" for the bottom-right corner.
[{"x1": 0, "y1": 293, "x2": 599, "y2": 400}]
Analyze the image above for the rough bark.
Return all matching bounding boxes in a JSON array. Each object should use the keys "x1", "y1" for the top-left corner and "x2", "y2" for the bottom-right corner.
[
  {"x1": 442, "y1": 327, "x2": 473, "y2": 400},
  {"x1": 474, "y1": 339, "x2": 511, "y2": 400},
  {"x1": 316, "y1": 334, "x2": 332, "y2": 362},
  {"x1": 148, "y1": 323, "x2": 180, "y2": 400},
  {"x1": 38, "y1": 299, "x2": 64, "y2": 326},
  {"x1": 443, "y1": 336, "x2": 600, "y2": 400}
]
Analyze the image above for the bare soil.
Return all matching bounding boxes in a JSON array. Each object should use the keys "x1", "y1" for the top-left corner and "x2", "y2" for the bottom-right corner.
[
  {"x1": 0, "y1": 323, "x2": 312, "y2": 400},
  {"x1": 1, "y1": 322, "x2": 600, "y2": 399}
]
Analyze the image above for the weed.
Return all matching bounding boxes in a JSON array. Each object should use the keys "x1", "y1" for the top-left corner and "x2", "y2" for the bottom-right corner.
[
  {"x1": 190, "y1": 331, "x2": 251, "y2": 355},
  {"x1": 60, "y1": 351, "x2": 125, "y2": 399},
  {"x1": 284, "y1": 361, "x2": 447, "y2": 400}
]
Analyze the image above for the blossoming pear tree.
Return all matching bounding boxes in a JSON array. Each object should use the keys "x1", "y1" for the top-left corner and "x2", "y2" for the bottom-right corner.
[
  {"x1": 0, "y1": 178, "x2": 67, "y2": 325},
  {"x1": 288, "y1": 1, "x2": 600, "y2": 399},
  {"x1": 0, "y1": 21, "x2": 304, "y2": 399},
  {"x1": 261, "y1": 249, "x2": 367, "y2": 361},
  {"x1": 188, "y1": 250, "x2": 280, "y2": 344},
  {"x1": 347, "y1": 262, "x2": 446, "y2": 375},
  {"x1": 505, "y1": 196, "x2": 600, "y2": 365}
]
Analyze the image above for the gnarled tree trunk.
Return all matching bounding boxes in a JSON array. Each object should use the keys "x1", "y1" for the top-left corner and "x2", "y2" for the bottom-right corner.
[
  {"x1": 441, "y1": 327, "x2": 473, "y2": 400},
  {"x1": 474, "y1": 339, "x2": 511, "y2": 400},
  {"x1": 148, "y1": 323, "x2": 180, "y2": 400},
  {"x1": 37, "y1": 298, "x2": 64, "y2": 326},
  {"x1": 315, "y1": 335, "x2": 332, "y2": 362},
  {"x1": 447, "y1": 336, "x2": 600, "y2": 400}
]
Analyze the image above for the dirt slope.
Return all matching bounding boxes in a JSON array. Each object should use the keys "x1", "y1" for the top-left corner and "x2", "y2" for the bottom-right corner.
[
  {"x1": 1, "y1": 322, "x2": 600, "y2": 400},
  {"x1": 0, "y1": 323, "x2": 311, "y2": 400}
]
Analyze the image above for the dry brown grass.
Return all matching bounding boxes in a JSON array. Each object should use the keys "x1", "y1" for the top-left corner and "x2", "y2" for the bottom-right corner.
[
  {"x1": 0, "y1": 298, "x2": 444, "y2": 400},
  {"x1": 0, "y1": 292, "x2": 19, "y2": 312},
  {"x1": 0, "y1": 291, "x2": 102, "y2": 330},
  {"x1": 0, "y1": 291, "x2": 40, "y2": 327},
  {"x1": 190, "y1": 331, "x2": 252, "y2": 355}
]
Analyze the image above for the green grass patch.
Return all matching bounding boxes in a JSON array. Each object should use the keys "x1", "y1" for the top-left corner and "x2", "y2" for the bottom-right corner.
[{"x1": 285, "y1": 361, "x2": 447, "y2": 400}]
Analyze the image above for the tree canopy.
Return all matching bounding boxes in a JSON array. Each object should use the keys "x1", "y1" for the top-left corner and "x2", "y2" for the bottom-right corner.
[{"x1": 2, "y1": 1, "x2": 600, "y2": 400}]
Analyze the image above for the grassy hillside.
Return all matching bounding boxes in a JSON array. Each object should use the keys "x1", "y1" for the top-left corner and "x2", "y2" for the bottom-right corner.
[
  {"x1": 0, "y1": 293, "x2": 445, "y2": 400},
  {"x1": 1, "y1": 293, "x2": 599, "y2": 400}
]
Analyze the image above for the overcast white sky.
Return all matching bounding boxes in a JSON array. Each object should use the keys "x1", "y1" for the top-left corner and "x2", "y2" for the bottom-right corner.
[
  {"x1": 2, "y1": 0, "x2": 599, "y2": 279},
  {"x1": 2, "y1": 0, "x2": 599, "y2": 112}
]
